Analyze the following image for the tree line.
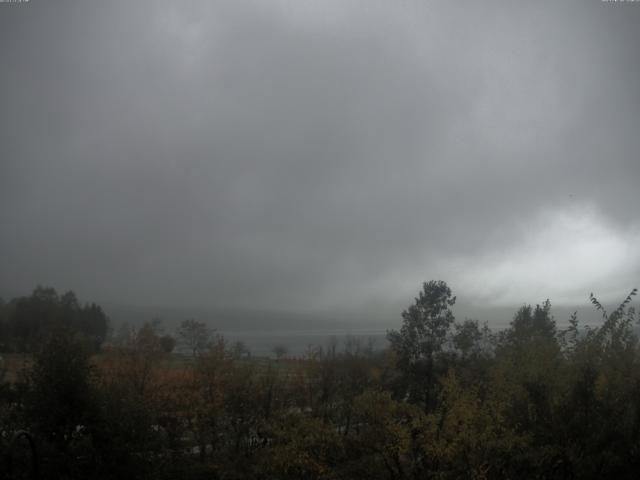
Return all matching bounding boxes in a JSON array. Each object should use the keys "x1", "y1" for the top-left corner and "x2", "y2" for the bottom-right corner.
[
  {"x1": 0, "y1": 286, "x2": 108, "y2": 352},
  {"x1": 1, "y1": 281, "x2": 640, "y2": 479}
]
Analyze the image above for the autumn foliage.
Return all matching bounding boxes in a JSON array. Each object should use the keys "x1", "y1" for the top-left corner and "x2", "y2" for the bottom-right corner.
[{"x1": 1, "y1": 283, "x2": 640, "y2": 479}]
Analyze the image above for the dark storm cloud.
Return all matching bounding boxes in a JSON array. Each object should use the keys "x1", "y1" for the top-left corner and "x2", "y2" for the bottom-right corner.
[{"x1": 1, "y1": 0, "x2": 639, "y2": 317}]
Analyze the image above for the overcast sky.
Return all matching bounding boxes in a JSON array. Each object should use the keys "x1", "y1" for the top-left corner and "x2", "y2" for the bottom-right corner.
[{"x1": 1, "y1": 0, "x2": 639, "y2": 321}]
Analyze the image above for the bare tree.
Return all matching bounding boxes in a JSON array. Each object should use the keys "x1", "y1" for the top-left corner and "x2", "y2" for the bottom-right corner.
[
  {"x1": 177, "y1": 319, "x2": 212, "y2": 357},
  {"x1": 272, "y1": 344, "x2": 288, "y2": 360}
]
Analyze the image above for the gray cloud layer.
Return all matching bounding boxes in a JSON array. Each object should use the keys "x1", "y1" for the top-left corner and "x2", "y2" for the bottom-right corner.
[{"x1": 1, "y1": 0, "x2": 639, "y2": 318}]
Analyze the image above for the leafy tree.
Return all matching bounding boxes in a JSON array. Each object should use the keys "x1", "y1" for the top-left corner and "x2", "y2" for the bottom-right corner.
[
  {"x1": 453, "y1": 318, "x2": 493, "y2": 361},
  {"x1": 26, "y1": 330, "x2": 96, "y2": 441},
  {"x1": 159, "y1": 334, "x2": 177, "y2": 354},
  {"x1": 349, "y1": 390, "x2": 417, "y2": 479},
  {"x1": 418, "y1": 370, "x2": 528, "y2": 479},
  {"x1": 387, "y1": 280, "x2": 456, "y2": 410},
  {"x1": 501, "y1": 300, "x2": 557, "y2": 350},
  {"x1": 23, "y1": 329, "x2": 98, "y2": 478},
  {"x1": 555, "y1": 289, "x2": 640, "y2": 478},
  {"x1": 101, "y1": 322, "x2": 170, "y2": 400},
  {"x1": 260, "y1": 413, "x2": 345, "y2": 480},
  {"x1": 3, "y1": 287, "x2": 108, "y2": 352}
]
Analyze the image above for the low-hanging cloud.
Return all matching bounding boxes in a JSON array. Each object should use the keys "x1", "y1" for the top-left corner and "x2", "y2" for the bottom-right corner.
[{"x1": 1, "y1": 0, "x2": 638, "y2": 319}]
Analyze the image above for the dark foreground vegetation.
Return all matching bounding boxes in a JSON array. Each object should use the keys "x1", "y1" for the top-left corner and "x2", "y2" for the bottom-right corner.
[{"x1": 1, "y1": 282, "x2": 640, "y2": 479}]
